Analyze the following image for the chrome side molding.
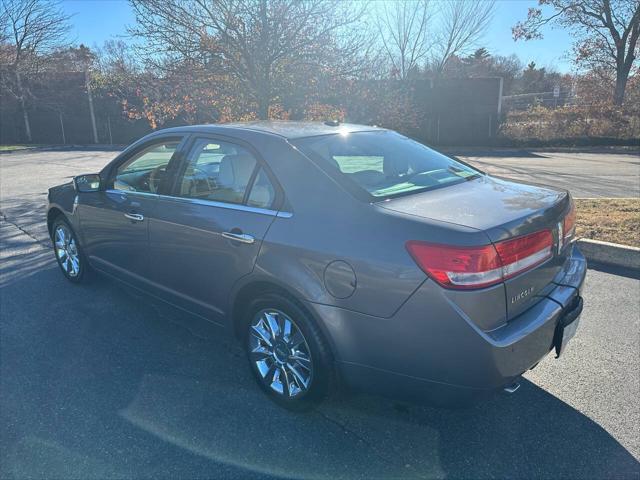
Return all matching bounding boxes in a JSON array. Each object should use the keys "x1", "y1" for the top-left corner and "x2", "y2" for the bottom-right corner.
[{"x1": 105, "y1": 189, "x2": 293, "y2": 218}]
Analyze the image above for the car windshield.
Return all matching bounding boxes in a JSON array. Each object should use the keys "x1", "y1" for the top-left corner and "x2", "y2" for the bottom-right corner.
[{"x1": 292, "y1": 130, "x2": 481, "y2": 200}]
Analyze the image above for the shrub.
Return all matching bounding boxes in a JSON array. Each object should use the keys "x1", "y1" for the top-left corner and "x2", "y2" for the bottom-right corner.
[{"x1": 499, "y1": 103, "x2": 640, "y2": 143}]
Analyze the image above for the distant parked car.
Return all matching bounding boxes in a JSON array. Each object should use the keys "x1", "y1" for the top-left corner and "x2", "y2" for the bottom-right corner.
[{"x1": 47, "y1": 121, "x2": 586, "y2": 409}]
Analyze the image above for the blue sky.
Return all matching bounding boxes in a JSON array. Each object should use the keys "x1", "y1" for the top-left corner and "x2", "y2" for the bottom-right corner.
[{"x1": 61, "y1": 0, "x2": 575, "y2": 72}]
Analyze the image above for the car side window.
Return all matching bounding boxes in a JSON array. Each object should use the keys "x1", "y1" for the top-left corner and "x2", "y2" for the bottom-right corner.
[
  {"x1": 247, "y1": 167, "x2": 276, "y2": 209},
  {"x1": 113, "y1": 140, "x2": 180, "y2": 193},
  {"x1": 178, "y1": 138, "x2": 264, "y2": 206}
]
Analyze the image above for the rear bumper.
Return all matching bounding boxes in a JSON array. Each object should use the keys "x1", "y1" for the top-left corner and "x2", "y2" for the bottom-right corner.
[{"x1": 310, "y1": 244, "x2": 587, "y2": 405}]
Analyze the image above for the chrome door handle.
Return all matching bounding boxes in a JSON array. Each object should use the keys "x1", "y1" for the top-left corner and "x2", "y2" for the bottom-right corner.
[
  {"x1": 124, "y1": 213, "x2": 144, "y2": 222},
  {"x1": 222, "y1": 231, "x2": 255, "y2": 244}
]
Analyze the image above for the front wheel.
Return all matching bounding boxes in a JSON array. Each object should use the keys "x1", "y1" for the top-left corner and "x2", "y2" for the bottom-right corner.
[
  {"x1": 244, "y1": 294, "x2": 333, "y2": 411},
  {"x1": 52, "y1": 217, "x2": 89, "y2": 283}
]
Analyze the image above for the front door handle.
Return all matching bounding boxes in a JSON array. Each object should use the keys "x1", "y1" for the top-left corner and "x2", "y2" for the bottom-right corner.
[
  {"x1": 222, "y1": 231, "x2": 255, "y2": 244},
  {"x1": 124, "y1": 213, "x2": 144, "y2": 222}
]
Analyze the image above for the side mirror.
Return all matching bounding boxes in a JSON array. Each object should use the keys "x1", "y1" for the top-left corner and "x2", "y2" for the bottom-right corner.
[{"x1": 73, "y1": 174, "x2": 102, "y2": 193}]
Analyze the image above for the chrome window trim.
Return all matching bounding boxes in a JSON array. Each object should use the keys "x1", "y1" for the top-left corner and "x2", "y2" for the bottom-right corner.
[
  {"x1": 105, "y1": 189, "x2": 293, "y2": 218},
  {"x1": 106, "y1": 189, "x2": 159, "y2": 199}
]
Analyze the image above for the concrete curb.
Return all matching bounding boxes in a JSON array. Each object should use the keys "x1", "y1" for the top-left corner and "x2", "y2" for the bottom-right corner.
[{"x1": 577, "y1": 238, "x2": 640, "y2": 270}]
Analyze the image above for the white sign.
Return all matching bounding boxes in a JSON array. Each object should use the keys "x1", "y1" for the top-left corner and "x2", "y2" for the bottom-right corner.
[{"x1": 553, "y1": 85, "x2": 560, "y2": 98}]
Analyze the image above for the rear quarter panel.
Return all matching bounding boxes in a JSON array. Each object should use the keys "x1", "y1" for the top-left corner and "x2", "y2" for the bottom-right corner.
[{"x1": 248, "y1": 134, "x2": 496, "y2": 319}]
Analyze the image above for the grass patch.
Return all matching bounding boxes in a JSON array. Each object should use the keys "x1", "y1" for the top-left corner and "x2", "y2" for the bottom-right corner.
[
  {"x1": 575, "y1": 198, "x2": 640, "y2": 247},
  {"x1": 0, "y1": 145, "x2": 39, "y2": 152}
]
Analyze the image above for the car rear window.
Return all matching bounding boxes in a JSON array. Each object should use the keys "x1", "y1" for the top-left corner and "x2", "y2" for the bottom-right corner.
[{"x1": 292, "y1": 131, "x2": 480, "y2": 200}]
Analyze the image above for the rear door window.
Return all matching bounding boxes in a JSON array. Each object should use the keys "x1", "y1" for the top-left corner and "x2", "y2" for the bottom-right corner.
[
  {"x1": 247, "y1": 168, "x2": 276, "y2": 209},
  {"x1": 176, "y1": 137, "x2": 276, "y2": 209}
]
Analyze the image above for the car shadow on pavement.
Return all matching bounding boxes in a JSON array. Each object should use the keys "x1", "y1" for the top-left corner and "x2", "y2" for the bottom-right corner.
[
  {"x1": 321, "y1": 382, "x2": 640, "y2": 479},
  {"x1": 1, "y1": 245, "x2": 639, "y2": 479}
]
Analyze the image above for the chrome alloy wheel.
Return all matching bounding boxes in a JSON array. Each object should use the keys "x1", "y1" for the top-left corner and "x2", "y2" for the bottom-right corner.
[
  {"x1": 54, "y1": 224, "x2": 80, "y2": 277},
  {"x1": 248, "y1": 309, "x2": 313, "y2": 398}
]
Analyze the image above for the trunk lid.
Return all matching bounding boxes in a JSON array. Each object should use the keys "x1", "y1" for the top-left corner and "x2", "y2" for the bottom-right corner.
[{"x1": 381, "y1": 175, "x2": 572, "y2": 320}]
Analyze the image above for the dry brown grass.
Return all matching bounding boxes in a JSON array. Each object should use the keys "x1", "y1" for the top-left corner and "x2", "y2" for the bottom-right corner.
[
  {"x1": 499, "y1": 105, "x2": 640, "y2": 143},
  {"x1": 575, "y1": 198, "x2": 640, "y2": 247}
]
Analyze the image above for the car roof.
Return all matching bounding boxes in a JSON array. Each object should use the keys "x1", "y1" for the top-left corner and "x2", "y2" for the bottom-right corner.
[{"x1": 155, "y1": 121, "x2": 386, "y2": 140}]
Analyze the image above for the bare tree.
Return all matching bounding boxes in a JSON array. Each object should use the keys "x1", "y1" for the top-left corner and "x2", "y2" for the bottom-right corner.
[
  {"x1": 431, "y1": 0, "x2": 496, "y2": 74},
  {"x1": 128, "y1": 0, "x2": 368, "y2": 119},
  {"x1": 95, "y1": 40, "x2": 140, "y2": 76},
  {"x1": 375, "y1": 0, "x2": 432, "y2": 80},
  {"x1": 0, "y1": 5, "x2": 9, "y2": 44},
  {"x1": 0, "y1": 0, "x2": 70, "y2": 142},
  {"x1": 513, "y1": 0, "x2": 639, "y2": 105}
]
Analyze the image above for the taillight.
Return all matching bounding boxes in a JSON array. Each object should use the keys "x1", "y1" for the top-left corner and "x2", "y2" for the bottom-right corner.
[
  {"x1": 405, "y1": 242, "x2": 503, "y2": 289},
  {"x1": 495, "y1": 230, "x2": 553, "y2": 280},
  {"x1": 406, "y1": 230, "x2": 553, "y2": 290},
  {"x1": 563, "y1": 201, "x2": 576, "y2": 241}
]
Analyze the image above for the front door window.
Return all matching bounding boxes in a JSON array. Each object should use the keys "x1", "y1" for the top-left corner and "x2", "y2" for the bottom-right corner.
[{"x1": 113, "y1": 141, "x2": 180, "y2": 193}]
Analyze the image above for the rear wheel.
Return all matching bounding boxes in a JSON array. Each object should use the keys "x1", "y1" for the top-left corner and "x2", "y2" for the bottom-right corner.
[
  {"x1": 244, "y1": 293, "x2": 333, "y2": 411},
  {"x1": 52, "y1": 217, "x2": 89, "y2": 283}
]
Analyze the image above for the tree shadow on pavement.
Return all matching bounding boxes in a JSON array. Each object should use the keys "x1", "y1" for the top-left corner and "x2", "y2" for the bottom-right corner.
[
  {"x1": 1, "y1": 236, "x2": 638, "y2": 479},
  {"x1": 445, "y1": 149, "x2": 547, "y2": 159},
  {"x1": 1, "y1": 195, "x2": 52, "y2": 245}
]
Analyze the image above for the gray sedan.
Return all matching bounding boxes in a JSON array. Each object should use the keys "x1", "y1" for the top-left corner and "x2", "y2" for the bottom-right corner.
[{"x1": 46, "y1": 121, "x2": 586, "y2": 410}]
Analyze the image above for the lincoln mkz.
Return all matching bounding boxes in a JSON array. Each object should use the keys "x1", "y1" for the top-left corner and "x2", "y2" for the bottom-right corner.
[{"x1": 47, "y1": 122, "x2": 586, "y2": 409}]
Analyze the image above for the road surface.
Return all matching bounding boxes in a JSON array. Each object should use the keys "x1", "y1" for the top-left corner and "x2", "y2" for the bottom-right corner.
[
  {"x1": 453, "y1": 147, "x2": 639, "y2": 198},
  {"x1": 1, "y1": 146, "x2": 639, "y2": 479}
]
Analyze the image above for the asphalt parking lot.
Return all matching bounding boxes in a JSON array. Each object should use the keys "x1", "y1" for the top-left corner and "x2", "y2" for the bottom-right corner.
[
  {"x1": 452, "y1": 147, "x2": 640, "y2": 198},
  {"x1": 1, "y1": 147, "x2": 639, "y2": 479}
]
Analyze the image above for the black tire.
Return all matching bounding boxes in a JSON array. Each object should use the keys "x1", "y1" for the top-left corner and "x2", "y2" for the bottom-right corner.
[
  {"x1": 243, "y1": 293, "x2": 334, "y2": 411},
  {"x1": 51, "y1": 216, "x2": 90, "y2": 284}
]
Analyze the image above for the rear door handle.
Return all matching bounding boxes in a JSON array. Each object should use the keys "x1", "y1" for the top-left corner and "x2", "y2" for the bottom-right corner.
[
  {"x1": 124, "y1": 213, "x2": 144, "y2": 222},
  {"x1": 222, "y1": 231, "x2": 255, "y2": 244}
]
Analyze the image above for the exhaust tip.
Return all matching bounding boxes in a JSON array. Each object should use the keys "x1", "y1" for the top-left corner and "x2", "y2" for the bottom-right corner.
[{"x1": 503, "y1": 381, "x2": 521, "y2": 394}]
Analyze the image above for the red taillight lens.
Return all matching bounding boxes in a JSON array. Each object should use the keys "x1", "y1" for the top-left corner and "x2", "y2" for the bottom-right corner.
[
  {"x1": 406, "y1": 230, "x2": 553, "y2": 290},
  {"x1": 495, "y1": 230, "x2": 553, "y2": 280},
  {"x1": 563, "y1": 201, "x2": 576, "y2": 240},
  {"x1": 406, "y1": 242, "x2": 503, "y2": 289}
]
